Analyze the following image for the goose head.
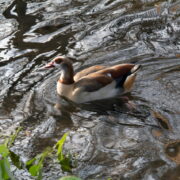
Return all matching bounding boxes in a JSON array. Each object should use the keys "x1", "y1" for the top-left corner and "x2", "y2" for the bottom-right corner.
[{"x1": 44, "y1": 56, "x2": 74, "y2": 84}]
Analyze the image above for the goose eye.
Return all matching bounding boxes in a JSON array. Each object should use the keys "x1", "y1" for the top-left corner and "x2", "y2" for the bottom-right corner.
[{"x1": 54, "y1": 59, "x2": 62, "y2": 64}]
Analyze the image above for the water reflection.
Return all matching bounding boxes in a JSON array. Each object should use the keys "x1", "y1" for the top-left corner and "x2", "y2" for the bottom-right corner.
[
  {"x1": 3, "y1": 0, "x2": 36, "y2": 31},
  {"x1": 3, "y1": 0, "x2": 41, "y2": 49},
  {"x1": 0, "y1": 0, "x2": 180, "y2": 179}
]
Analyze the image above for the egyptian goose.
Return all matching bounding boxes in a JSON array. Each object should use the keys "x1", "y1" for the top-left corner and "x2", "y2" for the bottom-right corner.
[{"x1": 44, "y1": 56, "x2": 141, "y2": 103}]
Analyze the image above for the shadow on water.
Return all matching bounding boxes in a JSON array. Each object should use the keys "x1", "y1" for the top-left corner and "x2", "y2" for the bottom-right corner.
[
  {"x1": 3, "y1": 0, "x2": 38, "y2": 48},
  {"x1": 0, "y1": 0, "x2": 180, "y2": 179}
]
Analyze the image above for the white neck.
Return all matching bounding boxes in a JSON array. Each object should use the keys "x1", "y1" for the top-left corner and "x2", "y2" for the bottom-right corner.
[{"x1": 57, "y1": 81, "x2": 74, "y2": 98}]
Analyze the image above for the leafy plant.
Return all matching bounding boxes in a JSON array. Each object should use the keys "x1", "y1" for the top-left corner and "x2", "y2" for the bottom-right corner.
[
  {"x1": 7, "y1": 127, "x2": 22, "y2": 148},
  {"x1": 0, "y1": 127, "x2": 22, "y2": 180},
  {"x1": 26, "y1": 147, "x2": 53, "y2": 180},
  {"x1": 0, "y1": 154, "x2": 15, "y2": 180},
  {"x1": 56, "y1": 132, "x2": 73, "y2": 172},
  {"x1": 0, "y1": 129, "x2": 76, "y2": 180},
  {"x1": 9, "y1": 150, "x2": 22, "y2": 169},
  {"x1": 26, "y1": 132, "x2": 74, "y2": 179}
]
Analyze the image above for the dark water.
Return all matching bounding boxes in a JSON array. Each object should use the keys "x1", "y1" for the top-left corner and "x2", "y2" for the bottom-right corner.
[{"x1": 0, "y1": 0, "x2": 180, "y2": 179}]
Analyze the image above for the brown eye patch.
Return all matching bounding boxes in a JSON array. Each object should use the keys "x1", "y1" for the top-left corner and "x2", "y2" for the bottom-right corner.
[{"x1": 54, "y1": 57, "x2": 63, "y2": 64}]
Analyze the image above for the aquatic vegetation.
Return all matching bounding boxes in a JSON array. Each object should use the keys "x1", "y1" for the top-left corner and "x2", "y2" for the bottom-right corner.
[
  {"x1": 0, "y1": 130, "x2": 76, "y2": 180},
  {"x1": 0, "y1": 127, "x2": 22, "y2": 180}
]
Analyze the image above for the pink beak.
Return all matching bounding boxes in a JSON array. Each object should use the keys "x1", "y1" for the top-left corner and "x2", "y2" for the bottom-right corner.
[{"x1": 43, "y1": 61, "x2": 55, "y2": 69}]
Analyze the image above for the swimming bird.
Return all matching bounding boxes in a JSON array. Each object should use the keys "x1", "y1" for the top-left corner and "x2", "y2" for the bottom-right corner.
[{"x1": 43, "y1": 56, "x2": 141, "y2": 103}]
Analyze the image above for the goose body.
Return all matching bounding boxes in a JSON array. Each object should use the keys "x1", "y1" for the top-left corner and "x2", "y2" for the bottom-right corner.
[{"x1": 44, "y1": 56, "x2": 141, "y2": 103}]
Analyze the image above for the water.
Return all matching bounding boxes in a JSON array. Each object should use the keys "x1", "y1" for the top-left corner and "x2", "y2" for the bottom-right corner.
[{"x1": 0, "y1": 0, "x2": 180, "y2": 179}]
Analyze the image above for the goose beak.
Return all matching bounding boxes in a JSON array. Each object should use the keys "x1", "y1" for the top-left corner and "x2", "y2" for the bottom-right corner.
[{"x1": 43, "y1": 61, "x2": 55, "y2": 69}]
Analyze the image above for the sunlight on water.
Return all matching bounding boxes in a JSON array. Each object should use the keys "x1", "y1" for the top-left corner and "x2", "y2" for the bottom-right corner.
[{"x1": 0, "y1": 0, "x2": 180, "y2": 179}]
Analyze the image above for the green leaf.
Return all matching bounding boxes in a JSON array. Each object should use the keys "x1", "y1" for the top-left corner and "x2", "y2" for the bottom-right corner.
[
  {"x1": 59, "y1": 176, "x2": 82, "y2": 180},
  {"x1": 29, "y1": 164, "x2": 42, "y2": 177},
  {"x1": 0, "y1": 157, "x2": 15, "y2": 180},
  {"x1": 7, "y1": 127, "x2": 22, "y2": 148},
  {"x1": 37, "y1": 168, "x2": 43, "y2": 180},
  {"x1": 0, "y1": 166, "x2": 2, "y2": 180},
  {"x1": 0, "y1": 127, "x2": 21, "y2": 180},
  {"x1": 26, "y1": 157, "x2": 36, "y2": 167},
  {"x1": 40, "y1": 147, "x2": 52, "y2": 163},
  {"x1": 9, "y1": 150, "x2": 22, "y2": 169},
  {"x1": 56, "y1": 132, "x2": 69, "y2": 160},
  {"x1": 55, "y1": 133, "x2": 75, "y2": 172},
  {"x1": 0, "y1": 158, "x2": 9, "y2": 180},
  {"x1": 3, "y1": 139, "x2": 9, "y2": 148},
  {"x1": 59, "y1": 156, "x2": 72, "y2": 172},
  {"x1": 26, "y1": 147, "x2": 53, "y2": 178},
  {"x1": 0, "y1": 145, "x2": 9, "y2": 157}
]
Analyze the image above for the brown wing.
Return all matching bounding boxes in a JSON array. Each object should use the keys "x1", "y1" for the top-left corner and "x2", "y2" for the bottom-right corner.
[
  {"x1": 74, "y1": 74, "x2": 113, "y2": 92},
  {"x1": 74, "y1": 65, "x2": 106, "y2": 81},
  {"x1": 94, "y1": 64, "x2": 135, "y2": 79},
  {"x1": 74, "y1": 64, "x2": 136, "y2": 92},
  {"x1": 110, "y1": 64, "x2": 135, "y2": 78}
]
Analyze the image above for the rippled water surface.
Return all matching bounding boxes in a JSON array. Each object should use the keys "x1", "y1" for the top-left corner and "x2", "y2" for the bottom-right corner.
[{"x1": 0, "y1": 0, "x2": 180, "y2": 179}]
